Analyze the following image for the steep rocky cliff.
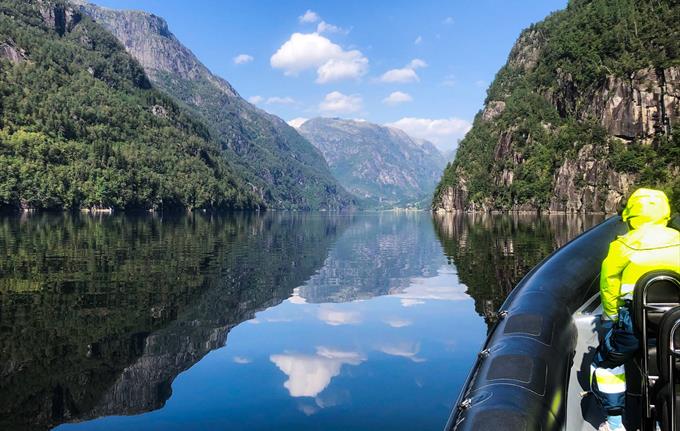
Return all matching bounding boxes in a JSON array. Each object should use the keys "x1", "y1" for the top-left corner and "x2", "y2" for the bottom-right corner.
[
  {"x1": 298, "y1": 118, "x2": 445, "y2": 209},
  {"x1": 74, "y1": 1, "x2": 355, "y2": 210},
  {"x1": 434, "y1": 0, "x2": 680, "y2": 213}
]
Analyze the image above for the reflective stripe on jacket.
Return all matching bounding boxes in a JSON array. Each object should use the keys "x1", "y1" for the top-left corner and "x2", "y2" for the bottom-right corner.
[{"x1": 600, "y1": 223, "x2": 680, "y2": 320}]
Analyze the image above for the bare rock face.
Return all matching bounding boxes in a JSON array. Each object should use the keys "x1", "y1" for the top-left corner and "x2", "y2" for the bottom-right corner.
[
  {"x1": 37, "y1": 0, "x2": 81, "y2": 35},
  {"x1": 482, "y1": 101, "x2": 506, "y2": 122},
  {"x1": 548, "y1": 144, "x2": 635, "y2": 213},
  {"x1": 150, "y1": 104, "x2": 167, "y2": 118},
  {"x1": 588, "y1": 67, "x2": 679, "y2": 141},
  {"x1": 0, "y1": 39, "x2": 26, "y2": 64},
  {"x1": 507, "y1": 29, "x2": 545, "y2": 73},
  {"x1": 75, "y1": 3, "x2": 233, "y2": 93},
  {"x1": 435, "y1": 180, "x2": 468, "y2": 213}
]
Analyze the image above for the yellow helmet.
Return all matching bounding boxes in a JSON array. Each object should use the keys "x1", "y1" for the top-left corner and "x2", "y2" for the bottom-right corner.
[{"x1": 622, "y1": 188, "x2": 671, "y2": 228}]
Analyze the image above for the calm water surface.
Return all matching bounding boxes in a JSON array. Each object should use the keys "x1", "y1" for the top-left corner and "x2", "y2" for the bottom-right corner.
[{"x1": 0, "y1": 212, "x2": 604, "y2": 430}]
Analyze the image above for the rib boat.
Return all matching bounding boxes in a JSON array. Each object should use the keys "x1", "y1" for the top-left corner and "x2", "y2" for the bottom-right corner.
[{"x1": 445, "y1": 216, "x2": 680, "y2": 431}]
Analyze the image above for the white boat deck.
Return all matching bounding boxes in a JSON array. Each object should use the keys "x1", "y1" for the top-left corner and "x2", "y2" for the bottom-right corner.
[
  {"x1": 566, "y1": 293, "x2": 606, "y2": 430},
  {"x1": 566, "y1": 293, "x2": 642, "y2": 431}
]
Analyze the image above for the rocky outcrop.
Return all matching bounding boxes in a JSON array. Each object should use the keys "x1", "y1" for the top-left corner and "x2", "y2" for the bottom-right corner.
[
  {"x1": 435, "y1": 179, "x2": 468, "y2": 213},
  {"x1": 507, "y1": 29, "x2": 545, "y2": 73},
  {"x1": 588, "y1": 67, "x2": 678, "y2": 141},
  {"x1": 0, "y1": 39, "x2": 27, "y2": 64},
  {"x1": 481, "y1": 101, "x2": 506, "y2": 121},
  {"x1": 298, "y1": 118, "x2": 445, "y2": 208},
  {"x1": 37, "y1": 0, "x2": 81, "y2": 35}
]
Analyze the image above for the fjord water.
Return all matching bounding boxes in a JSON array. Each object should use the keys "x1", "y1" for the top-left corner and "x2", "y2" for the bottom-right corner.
[{"x1": 0, "y1": 212, "x2": 604, "y2": 431}]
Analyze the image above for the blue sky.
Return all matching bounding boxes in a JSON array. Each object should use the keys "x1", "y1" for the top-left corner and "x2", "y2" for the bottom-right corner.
[{"x1": 93, "y1": 0, "x2": 567, "y2": 152}]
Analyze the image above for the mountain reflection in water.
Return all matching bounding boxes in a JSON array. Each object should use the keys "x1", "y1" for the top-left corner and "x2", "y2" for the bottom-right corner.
[{"x1": 0, "y1": 212, "x2": 603, "y2": 431}]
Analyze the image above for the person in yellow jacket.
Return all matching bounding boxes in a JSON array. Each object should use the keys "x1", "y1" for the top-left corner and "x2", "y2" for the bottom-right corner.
[{"x1": 591, "y1": 188, "x2": 680, "y2": 431}]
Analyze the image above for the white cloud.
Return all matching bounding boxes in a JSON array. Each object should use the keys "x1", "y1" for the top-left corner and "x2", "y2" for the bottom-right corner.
[
  {"x1": 318, "y1": 305, "x2": 361, "y2": 326},
  {"x1": 378, "y1": 58, "x2": 427, "y2": 83},
  {"x1": 414, "y1": 35, "x2": 422, "y2": 45},
  {"x1": 270, "y1": 32, "x2": 368, "y2": 83},
  {"x1": 299, "y1": 10, "x2": 320, "y2": 23},
  {"x1": 407, "y1": 59, "x2": 427, "y2": 69},
  {"x1": 382, "y1": 91, "x2": 413, "y2": 106},
  {"x1": 248, "y1": 95, "x2": 264, "y2": 104},
  {"x1": 288, "y1": 117, "x2": 309, "y2": 128},
  {"x1": 385, "y1": 117, "x2": 472, "y2": 152},
  {"x1": 266, "y1": 96, "x2": 296, "y2": 105},
  {"x1": 442, "y1": 74, "x2": 456, "y2": 87},
  {"x1": 380, "y1": 68, "x2": 419, "y2": 83},
  {"x1": 316, "y1": 52, "x2": 368, "y2": 83},
  {"x1": 317, "y1": 21, "x2": 348, "y2": 35},
  {"x1": 233, "y1": 54, "x2": 253, "y2": 65},
  {"x1": 443, "y1": 16, "x2": 454, "y2": 25},
  {"x1": 319, "y1": 91, "x2": 362, "y2": 114},
  {"x1": 270, "y1": 347, "x2": 365, "y2": 397},
  {"x1": 233, "y1": 356, "x2": 251, "y2": 364}
]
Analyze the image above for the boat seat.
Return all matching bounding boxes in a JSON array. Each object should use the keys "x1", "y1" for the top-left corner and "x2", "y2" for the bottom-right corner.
[
  {"x1": 632, "y1": 270, "x2": 680, "y2": 426},
  {"x1": 655, "y1": 306, "x2": 680, "y2": 431},
  {"x1": 634, "y1": 271, "x2": 680, "y2": 337}
]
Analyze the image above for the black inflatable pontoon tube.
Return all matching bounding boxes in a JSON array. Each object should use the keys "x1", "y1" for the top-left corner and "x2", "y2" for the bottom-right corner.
[{"x1": 445, "y1": 216, "x2": 627, "y2": 431}]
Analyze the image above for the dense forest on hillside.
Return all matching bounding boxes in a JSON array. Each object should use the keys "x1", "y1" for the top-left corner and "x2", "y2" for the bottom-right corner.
[
  {"x1": 434, "y1": 0, "x2": 680, "y2": 212},
  {"x1": 0, "y1": 0, "x2": 260, "y2": 211}
]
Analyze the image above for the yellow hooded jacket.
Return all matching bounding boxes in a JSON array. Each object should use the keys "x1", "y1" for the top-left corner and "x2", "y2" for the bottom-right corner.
[{"x1": 600, "y1": 189, "x2": 680, "y2": 320}]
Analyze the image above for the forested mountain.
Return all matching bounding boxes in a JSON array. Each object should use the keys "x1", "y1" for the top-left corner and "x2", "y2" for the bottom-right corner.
[
  {"x1": 299, "y1": 118, "x2": 445, "y2": 209},
  {"x1": 433, "y1": 0, "x2": 680, "y2": 213},
  {"x1": 75, "y1": 1, "x2": 355, "y2": 210},
  {"x1": 0, "y1": 0, "x2": 261, "y2": 211}
]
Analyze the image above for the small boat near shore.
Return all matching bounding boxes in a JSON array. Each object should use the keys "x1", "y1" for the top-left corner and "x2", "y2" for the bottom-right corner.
[{"x1": 446, "y1": 216, "x2": 680, "y2": 431}]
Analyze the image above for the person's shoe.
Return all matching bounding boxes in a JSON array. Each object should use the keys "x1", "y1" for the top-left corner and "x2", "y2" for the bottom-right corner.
[{"x1": 598, "y1": 421, "x2": 625, "y2": 431}]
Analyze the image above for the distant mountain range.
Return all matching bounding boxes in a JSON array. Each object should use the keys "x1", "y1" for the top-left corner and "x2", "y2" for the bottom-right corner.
[
  {"x1": 74, "y1": 0, "x2": 355, "y2": 210},
  {"x1": 298, "y1": 118, "x2": 446, "y2": 209}
]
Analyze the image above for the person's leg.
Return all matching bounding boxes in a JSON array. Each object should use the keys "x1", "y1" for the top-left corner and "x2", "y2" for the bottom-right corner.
[
  {"x1": 591, "y1": 362, "x2": 626, "y2": 429},
  {"x1": 591, "y1": 307, "x2": 639, "y2": 430}
]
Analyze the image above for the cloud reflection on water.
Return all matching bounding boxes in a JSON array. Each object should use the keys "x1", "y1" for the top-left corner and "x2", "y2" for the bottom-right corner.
[
  {"x1": 395, "y1": 266, "x2": 469, "y2": 307},
  {"x1": 378, "y1": 341, "x2": 426, "y2": 363},
  {"x1": 317, "y1": 306, "x2": 362, "y2": 326},
  {"x1": 270, "y1": 347, "x2": 366, "y2": 398}
]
